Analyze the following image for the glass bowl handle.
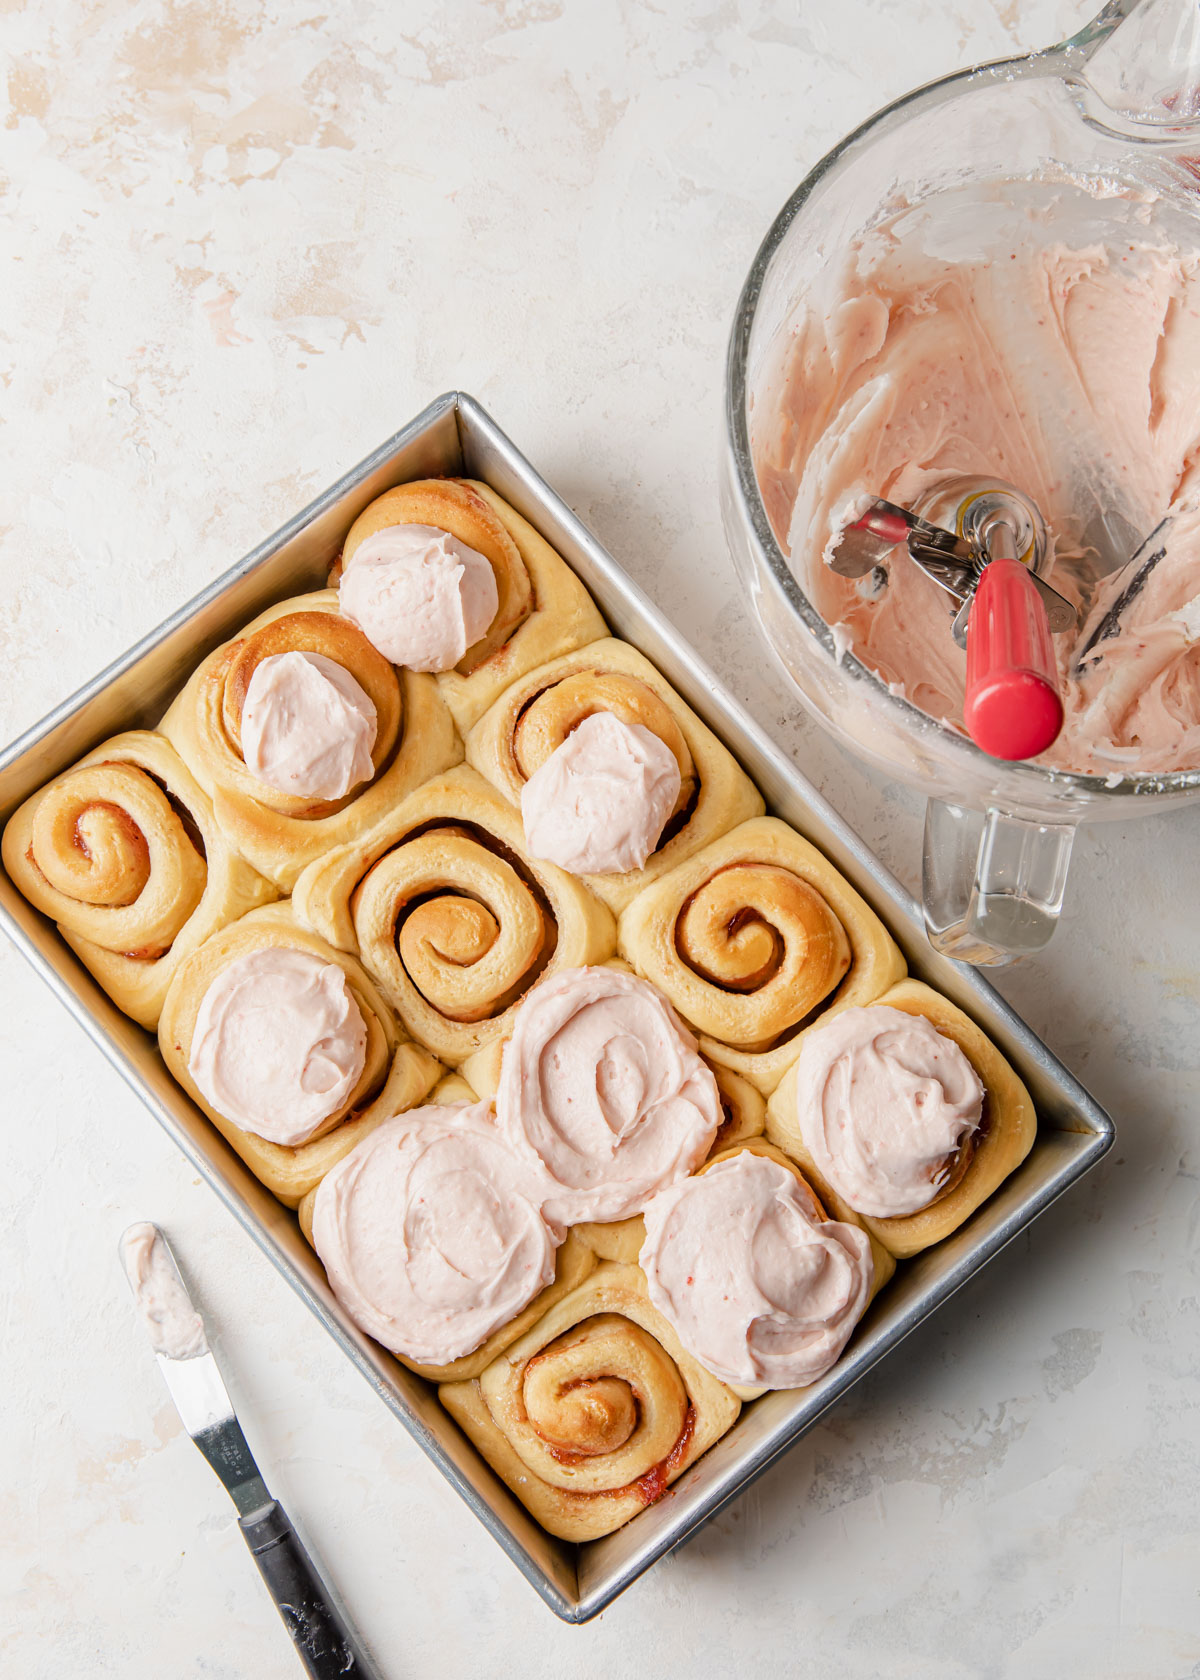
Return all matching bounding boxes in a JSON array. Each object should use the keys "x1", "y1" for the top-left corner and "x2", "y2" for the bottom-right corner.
[{"x1": 921, "y1": 799, "x2": 1077, "y2": 964}]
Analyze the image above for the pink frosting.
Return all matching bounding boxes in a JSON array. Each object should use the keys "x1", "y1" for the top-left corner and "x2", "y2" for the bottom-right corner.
[
  {"x1": 640, "y1": 1151, "x2": 873, "y2": 1388},
  {"x1": 339, "y1": 523, "x2": 498, "y2": 671},
  {"x1": 189, "y1": 947, "x2": 368, "y2": 1146},
  {"x1": 494, "y1": 966, "x2": 721, "y2": 1224},
  {"x1": 311, "y1": 1102, "x2": 560, "y2": 1365},
  {"x1": 756, "y1": 184, "x2": 1200, "y2": 771},
  {"x1": 794, "y1": 1005, "x2": 983, "y2": 1218},
  {"x1": 520, "y1": 711, "x2": 682, "y2": 875},
  {"x1": 241, "y1": 650, "x2": 377, "y2": 800},
  {"x1": 119, "y1": 1223, "x2": 208, "y2": 1361}
]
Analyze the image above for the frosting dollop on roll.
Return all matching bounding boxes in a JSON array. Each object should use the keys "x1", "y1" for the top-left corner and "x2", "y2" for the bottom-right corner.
[
  {"x1": 189, "y1": 947, "x2": 368, "y2": 1145},
  {"x1": 495, "y1": 966, "x2": 721, "y2": 1224},
  {"x1": 794, "y1": 1005, "x2": 984, "y2": 1218},
  {"x1": 520, "y1": 711, "x2": 682, "y2": 875},
  {"x1": 640, "y1": 1151, "x2": 873, "y2": 1388},
  {"x1": 241, "y1": 650, "x2": 377, "y2": 800},
  {"x1": 311, "y1": 1102, "x2": 560, "y2": 1365},
  {"x1": 339, "y1": 523, "x2": 499, "y2": 671}
]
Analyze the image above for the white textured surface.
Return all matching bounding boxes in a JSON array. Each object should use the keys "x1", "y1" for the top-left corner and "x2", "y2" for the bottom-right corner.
[{"x1": 3, "y1": 2, "x2": 1199, "y2": 1676}]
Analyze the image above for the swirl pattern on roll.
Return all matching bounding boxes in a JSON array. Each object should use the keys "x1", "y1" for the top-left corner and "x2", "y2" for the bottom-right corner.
[
  {"x1": 1, "y1": 730, "x2": 276, "y2": 1028},
  {"x1": 439, "y1": 1262, "x2": 741, "y2": 1542},
  {"x1": 158, "y1": 902, "x2": 440, "y2": 1205},
  {"x1": 465, "y1": 638, "x2": 764, "y2": 910},
  {"x1": 617, "y1": 816, "x2": 907, "y2": 1093},
  {"x1": 292, "y1": 766, "x2": 616, "y2": 1065},
  {"x1": 160, "y1": 592, "x2": 462, "y2": 890}
]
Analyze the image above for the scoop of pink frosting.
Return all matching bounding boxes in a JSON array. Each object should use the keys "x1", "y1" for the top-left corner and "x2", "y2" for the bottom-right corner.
[
  {"x1": 495, "y1": 965, "x2": 721, "y2": 1224},
  {"x1": 794, "y1": 1005, "x2": 984, "y2": 1218},
  {"x1": 640, "y1": 1151, "x2": 873, "y2": 1388},
  {"x1": 339, "y1": 523, "x2": 498, "y2": 671},
  {"x1": 311, "y1": 1101, "x2": 560, "y2": 1365},
  {"x1": 189, "y1": 947, "x2": 368, "y2": 1146},
  {"x1": 520, "y1": 711, "x2": 682, "y2": 875},
  {"x1": 241, "y1": 650, "x2": 377, "y2": 800}
]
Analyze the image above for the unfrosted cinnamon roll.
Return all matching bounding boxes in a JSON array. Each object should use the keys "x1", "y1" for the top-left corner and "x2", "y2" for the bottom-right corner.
[
  {"x1": 465, "y1": 639, "x2": 763, "y2": 909},
  {"x1": 291, "y1": 765, "x2": 615, "y2": 1065},
  {"x1": 160, "y1": 592, "x2": 462, "y2": 890},
  {"x1": 765, "y1": 980, "x2": 1037, "y2": 1257},
  {"x1": 159, "y1": 902, "x2": 439, "y2": 1205},
  {"x1": 440, "y1": 1261, "x2": 741, "y2": 1541},
  {"x1": 2, "y1": 731, "x2": 276, "y2": 1028},
  {"x1": 617, "y1": 817, "x2": 906, "y2": 1093},
  {"x1": 336, "y1": 479, "x2": 607, "y2": 733}
]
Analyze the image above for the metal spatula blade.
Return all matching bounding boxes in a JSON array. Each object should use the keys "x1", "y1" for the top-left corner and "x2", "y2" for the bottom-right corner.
[{"x1": 119, "y1": 1223, "x2": 379, "y2": 1680}]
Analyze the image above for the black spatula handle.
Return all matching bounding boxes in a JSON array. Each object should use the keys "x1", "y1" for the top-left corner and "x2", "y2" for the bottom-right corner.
[{"x1": 239, "y1": 1500, "x2": 380, "y2": 1678}]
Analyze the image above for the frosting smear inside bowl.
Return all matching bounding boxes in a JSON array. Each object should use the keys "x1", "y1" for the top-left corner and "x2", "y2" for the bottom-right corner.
[{"x1": 757, "y1": 180, "x2": 1200, "y2": 774}]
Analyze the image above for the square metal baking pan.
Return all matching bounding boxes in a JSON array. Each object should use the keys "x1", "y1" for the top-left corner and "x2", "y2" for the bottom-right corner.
[{"x1": 0, "y1": 392, "x2": 1113, "y2": 1623}]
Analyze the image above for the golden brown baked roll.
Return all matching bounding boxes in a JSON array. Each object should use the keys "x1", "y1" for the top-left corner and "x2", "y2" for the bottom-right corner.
[
  {"x1": 2, "y1": 730, "x2": 276, "y2": 1029},
  {"x1": 338, "y1": 479, "x2": 607, "y2": 734},
  {"x1": 160, "y1": 591, "x2": 462, "y2": 890},
  {"x1": 159, "y1": 902, "x2": 440, "y2": 1206},
  {"x1": 617, "y1": 817, "x2": 906, "y2": 1093},
  {"x1": 710, "y1": 1063, "x2": 767, "y2": 1155},
  {"x1": 464, "y1": 639, "x2": 764, "y2": 909},
  {"x1": 765, "y1": 979, "x2": 1037, "y2": 1258},
  {"x1": 294, "y1": 1069, "x2": 599, "y2": 1383},
  {"x1": 291, "y1": 765, "x2": 616, "y2": 1066},
  {"x1": 440, "y1": 1261, "x2": 741, "y2": 1541}
]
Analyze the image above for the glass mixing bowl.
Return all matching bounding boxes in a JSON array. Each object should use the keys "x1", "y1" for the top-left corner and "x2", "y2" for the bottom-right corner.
[{"x1": 723, "y1": 0, "x2": 1200, "y2": 963}]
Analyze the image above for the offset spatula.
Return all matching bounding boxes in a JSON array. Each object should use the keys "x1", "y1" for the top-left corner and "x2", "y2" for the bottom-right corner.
[{"x1": 119, "y1": 1223, "x2": 379, "y2": 1680}]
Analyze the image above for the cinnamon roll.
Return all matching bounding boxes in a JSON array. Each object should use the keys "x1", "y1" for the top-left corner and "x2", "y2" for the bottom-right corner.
[
  {"x1": 765, "y1": 979, "x2": 1037, "y2": 1257},
  {"x1": 562, "y1": 1068, "x2": 768, "y2": 1268},
  {"x1": 291, "y1": 765, "x2": 616, "y2": 1065},
  {"x1": 336, "y1": 479, "x2": 607, "y2": 733},
  {"x1": 2, "y1": 730, "x2": 276, "y2": 1028},
  {"x1": 465, "y1": 639, "x2": 763, "y2": 909},
  {"x1": 439, "y1": 1261, "x2": 741, "y2": 1541},
  {"x1": 640, "y1": 1141, "x2": 892, "y2": 1393},
  {"x1": 310, "y1": 1098, "x2": 561, "y2": 1362},
  {"x1": 160, "y1": 592, "x2": 462, "y2": 890},
  {"x1": 295, "y1": 1071, "x2": 598, "y2": 1382},
  {"x1": 159, "y1": 902, "x2": 439, "y2": 1205},
  {"x1": 492, "y1": 965, "x2": 722, "y2": 1224},
  {"x1": 617, "y1": 817, "x2": 906, "y2": 1093}
]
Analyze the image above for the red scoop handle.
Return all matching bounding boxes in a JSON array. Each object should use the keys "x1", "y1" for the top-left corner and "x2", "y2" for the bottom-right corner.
[{"x1": 963, "y1": 558, "x2": 1064, "y2": 761}]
